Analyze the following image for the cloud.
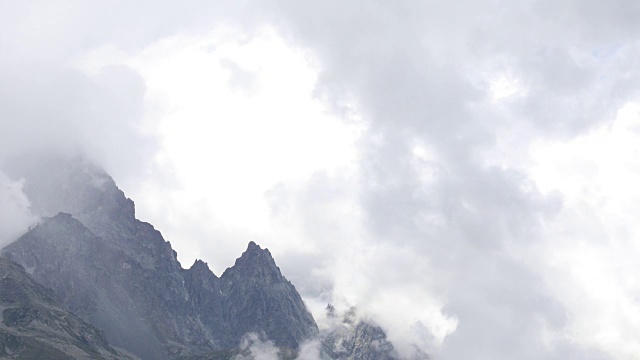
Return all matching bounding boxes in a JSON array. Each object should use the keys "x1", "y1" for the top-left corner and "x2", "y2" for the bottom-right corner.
[
  {"x1": 2, "y1": 1, "x2": 640, "y2": 359},
  {"x1": 296, "y1": 340, "x2": 323, "y2": 360},
  {"x1": 0, "y1": 40, "x2": 153, "y2": 186},
  {"x1": 260, "y1": 0, "x2": 640, "y2": 358},
  {"x1": 232, "y1": 333, "x2": 323, "y2": 360},
  {"x1": 0, "y1": 172, "x2": 36, "y2": 249},
  {"x1": 527, "y1": 103, "x2": 640, "y2": 357},
  {"x1": 233, "y1": 334, "x2": 281, "y2": 360},
  {"x1": 0, "y1": 0, "x2": 266, "y2": 184}
]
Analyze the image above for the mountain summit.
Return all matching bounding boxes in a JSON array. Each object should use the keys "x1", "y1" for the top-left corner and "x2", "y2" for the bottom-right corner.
[{"x1": 219, "y1": 241, "x2": 319, "y2": 348}]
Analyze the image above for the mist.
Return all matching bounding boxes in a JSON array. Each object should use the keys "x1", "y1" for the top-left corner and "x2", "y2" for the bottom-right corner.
[
  {"x1": 2, "y1": 1, "x2": 640, "y2": 359},
  {"x1": 0, "y1": 173, "x2": 35, "y2": 249}
]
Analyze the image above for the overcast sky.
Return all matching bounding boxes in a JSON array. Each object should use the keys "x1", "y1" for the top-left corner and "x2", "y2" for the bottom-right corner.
[{"x1": 2, "y1": 1, "x2": 640, "y2": 358}]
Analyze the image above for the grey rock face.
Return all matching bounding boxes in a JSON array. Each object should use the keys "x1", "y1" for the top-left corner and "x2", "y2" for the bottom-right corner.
[
  {"x1": 2, "y1": 155, "x2": 318, "y2": 359},
  {"x1": 4, "y1": 213, "x2": 195, "y2": 359},
  {"x1": 219, "y1": 242, "x2": 319, "y2": 349},
  {"x1": 0, "y1": 257, "x2": 137, "y2": 360},
  {"x1": 181, "y1": 243, "x2": 320, "y2": 354},
  {"x1": 182, "y1": 259, "x2": 228, "y2": 348},
  {"x1": 177, "y1": 241, "x2": 320, "y2": 350}
]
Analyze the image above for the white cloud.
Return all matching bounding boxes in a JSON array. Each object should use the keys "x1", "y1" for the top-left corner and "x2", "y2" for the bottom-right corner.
[
  {"x1": 3, "y1": 1, "x2": 640, "y2": 359},
  {"x1": 0, "y1": 173, "x2": 36, "y2": 249},
  {"x1": 530, "y1": 102, "x2": 640, "y2": 357},
  {"x1": 232, "y1": 334, "x2": 323, "y2": 360},
  {"x1": 90, "y1": 25, "x2": 365, "y2": 271},
  {"x1": 233, "y1": 333, "x2": 280, "y2": 360}
]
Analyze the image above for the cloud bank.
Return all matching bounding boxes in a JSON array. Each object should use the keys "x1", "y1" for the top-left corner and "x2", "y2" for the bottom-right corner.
[{"x1": 2, "y1": 1, "x2": 640, "y2": 359}]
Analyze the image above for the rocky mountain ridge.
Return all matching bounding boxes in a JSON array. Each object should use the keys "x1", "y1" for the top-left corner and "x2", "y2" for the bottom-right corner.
[
  {"x1": 2, "y1": 156, "x2": 318, "y2": 359},
  {"x1": 0, "y1": 155, "x2": 406, "y2": 359}
]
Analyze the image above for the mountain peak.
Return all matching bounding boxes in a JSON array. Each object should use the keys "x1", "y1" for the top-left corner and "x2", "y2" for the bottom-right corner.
[
  {"x1": 247, "y1": 240, "x2": 260, "y2": 250},
  {"x1": 227, "y1": 241, "x2": 279, "y2": 279},
  {"x1": 4, "y1": 153, "x2": 136, "y2": 223},
  {"x1": 245, "y1": 241, "x2": 271, "y2": 256},
  {"x1": 190, "y1": 259, "x2": 211, "y2": 272},
  {"x1": 51, "y1": 211, "x2": 74, "y2": 220},
  {"x1": 221, "y1": 240, "x2": 291, "y2": 286},
  {"x1": 218, "y1": 241, "x2": 319, "y2": 349}
]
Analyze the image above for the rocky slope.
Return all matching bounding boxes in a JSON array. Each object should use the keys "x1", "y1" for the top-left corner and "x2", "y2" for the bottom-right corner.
[
  {"x1": 2, "y1": 155, "x2": 318, "y2": 359},
  {"x1": 218, "y1": 242, "x2": 319, "y2": 347},
  {"x1": 0, "y1": 256, "x2": 137, "y2": 359}
]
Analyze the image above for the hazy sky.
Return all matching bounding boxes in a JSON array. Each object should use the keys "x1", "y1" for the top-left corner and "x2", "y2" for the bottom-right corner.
[{"x1": 2, "y1": 1, "x2": 640, "y2": 358}]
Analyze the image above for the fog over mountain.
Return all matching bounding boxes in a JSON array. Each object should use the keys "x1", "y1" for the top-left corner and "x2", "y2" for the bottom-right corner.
[
  {"x1": 2, "y1": 1, "x2": 640, "y2": 359},
  {"x1": 0, "y1": 154, "x2": 396, "y2": 359}
]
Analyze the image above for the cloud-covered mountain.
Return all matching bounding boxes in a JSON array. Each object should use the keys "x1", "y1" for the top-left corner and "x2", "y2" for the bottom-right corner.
[{"x1": 1, "y1": 155, "x2": 322, "y2": 359}]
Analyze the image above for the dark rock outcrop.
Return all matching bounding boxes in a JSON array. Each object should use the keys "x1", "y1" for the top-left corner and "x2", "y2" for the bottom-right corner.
[
  {"x1": 219, "y1": 242, "x2": 319, "y2": 348},
  {"x1": 4, "y1": 213, "x2": 190, "y2": 359},
  {"x1": 0, "y1": 256, "x2": 137, "y2": 359}
]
